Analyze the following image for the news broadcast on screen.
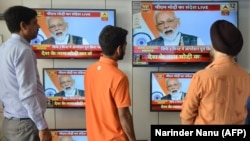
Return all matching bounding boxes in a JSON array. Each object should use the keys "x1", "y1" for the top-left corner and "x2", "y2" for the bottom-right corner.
[
  {"x1": 132, "y1": 1, "x2": 238, "y2": 66},
  {"x1": 50, "y1": 129, "x2": 87, "y2": 141},
  {"x1": 43, "y1": 68, "x2": 86, "y2": 108},
  {"x1": 31, "y1": 9, "x2": 116, "y2": 59},
  {"x1": 150, "y1": 71, "x2": 194, "y2": 111}
]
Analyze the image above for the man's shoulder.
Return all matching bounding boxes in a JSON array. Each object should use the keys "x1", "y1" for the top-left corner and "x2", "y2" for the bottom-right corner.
[
  {"x1": 41, "y1": 37, "x2": 55, "y2": 44},
  {"x1": 54, "y1": 91, "x2": 65, "y2": 96},
  {"x1": 161, "y1": 94, "x2": 171, "y2": 100},
  {"x1": 77, "y1": 89, "x2": 84, "y2": 96},
  {"x1": 71, "y1": 35, "x2": 83, "y2": 40},
  {"x1": 180, "y1": 33, "x2": 198, "y2": 38},
  {"x1": 181, "y1": 91, "x2": 187, "y2": 95},
  {"x1": 147, "y1": 37, "x2": 164, "y2": 45},
  {"x1": 70, "y1": 34, "x2": 87, "y2": 44}
]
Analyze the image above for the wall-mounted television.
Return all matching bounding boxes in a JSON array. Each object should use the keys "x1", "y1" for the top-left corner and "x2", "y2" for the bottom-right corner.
[
  {"x1": 150, "y1": 71, "x2": 195, "y2": 111},
  {"x1": 31, "y1": 8, "x2": 116, "y2": 59},
  {"x1": 43, "y1": 68, "x2": 86, "y2": 108},
  {"x1": 132, "y1": 1, "x2": 238, "y2": 66},
  {"x1": 50, "y1": 129, "x2": 87, "y2": 141}
]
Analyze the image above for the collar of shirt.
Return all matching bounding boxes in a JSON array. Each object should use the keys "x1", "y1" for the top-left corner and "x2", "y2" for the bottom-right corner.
[
  {"x1": 55, "y1": 34, "x2": 70, "y2": 44},
  {"x1": 170, "y1": 91, "x2": 182, "y2": 100},
  {"x1": 206, "y1": 56, "x2": 236, "y2": 69},
  {"x1": 11, "y1": 33, "x2": 30, "y2": 47},
  {"x1": 163, "y1": 32, "x2": 181, "y2": 46},
  {"x1": 65, "y1": 88, "x2": 76, "y2": 97},
  {"x1": 99, "y1": 56, "x2": 118, "y2": 67}
]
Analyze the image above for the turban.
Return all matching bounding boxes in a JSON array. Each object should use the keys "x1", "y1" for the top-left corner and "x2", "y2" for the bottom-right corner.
[{"x1": 210, "y1": 20, "x2": 243, "y2": 56}]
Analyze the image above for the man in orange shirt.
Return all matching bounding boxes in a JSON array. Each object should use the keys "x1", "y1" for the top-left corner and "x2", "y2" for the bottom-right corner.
[
  {"x1": 180, "y1": 20, "x2": 250, "y2": 124},
  {"x1": 84, "y1": 25, "x2": 136, "y2": 141}
]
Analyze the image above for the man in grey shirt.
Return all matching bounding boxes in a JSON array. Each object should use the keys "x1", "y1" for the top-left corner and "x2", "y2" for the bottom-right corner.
[{"x1": 0, "y1": 6, "x2": 52, "y2": 141}]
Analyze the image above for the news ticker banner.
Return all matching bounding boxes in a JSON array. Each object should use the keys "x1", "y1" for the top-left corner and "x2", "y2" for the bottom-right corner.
[
  {"x1": 47, "y1": 97, "x2": 85, "y2": 108},
  {"x1": 151, "y1": 100, "x2": 183, "y2": 111},
  {"x1": 151, "y1": 125, "x2": 250, "y2": 140},
  {"x1": 32, "y1": 44, "x2": 102, "y2": 59},
  {"x1": 51, "y1": 130, "x2": 87, "y2": 141},
  {"x1": 133, "y1": 46, "x2": 211, "y2": 65}
]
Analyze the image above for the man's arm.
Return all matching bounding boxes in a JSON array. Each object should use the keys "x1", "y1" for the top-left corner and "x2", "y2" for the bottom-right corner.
[
  {"x1": 180, "y1": 75, "x2": 200, "y2": 124},
  {"x1": 118, "y1": 107, "x2": 136, "y2": 141}
]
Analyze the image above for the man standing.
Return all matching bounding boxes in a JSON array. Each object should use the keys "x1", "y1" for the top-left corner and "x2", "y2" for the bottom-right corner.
[
  {"x1": 0, "y1": 6, "x2": 52, "y2": 141},
  {"x1": 85, "y1": 25, "x2": 136, "y2": 141},
  {"x1": 180, "y1": 20, "x2": 250, "y2": 124}
]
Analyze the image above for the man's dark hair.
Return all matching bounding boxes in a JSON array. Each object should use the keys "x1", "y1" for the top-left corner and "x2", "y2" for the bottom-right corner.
[
  {"x1": 99, "y1": 25, "x2": 128, "y2": 56},
  {"x1": 3, "y1": 5, "x2": 37, "y2": 33}
]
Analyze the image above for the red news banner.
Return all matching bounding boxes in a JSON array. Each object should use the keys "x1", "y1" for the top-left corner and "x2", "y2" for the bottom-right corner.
[
  {"x1": 54, "y1": 131, "x2": 87, "y2": 136},
  {"x1": 32, "y1": 44, "x2": 102, "y2": 59},
  {"x1": 150, "y1": 4, "x2": 221, "y2": 11},
  {"x1": 51, "y1": 131, "x2": 87, "y2": 140},
  {"x1": 152, "y1": 100, "x2": 183, "y2": 111},
  {"x1": 134, "y1": 46, "x2": 211, "y2": 63},
  {"x1": 47, "y1": 96, "x2": 85, "y2": 108}
]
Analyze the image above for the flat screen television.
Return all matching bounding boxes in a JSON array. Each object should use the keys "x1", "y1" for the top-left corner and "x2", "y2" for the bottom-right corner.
[
  {"x1": 132, "y1": 1, "x2": 238, "y2": 66},
  {"x1": 31, "y1": 8, "x2": 116, "y2": 59},
  {"x1": 150, "y1": 71, "x2": 195, "y2": 111},
  {"x1": 43, "y1": 68, "x2": 86, "y2": 108},
  {"x1": 50, "y1": 129, "x2": 87, "y2": 141}
]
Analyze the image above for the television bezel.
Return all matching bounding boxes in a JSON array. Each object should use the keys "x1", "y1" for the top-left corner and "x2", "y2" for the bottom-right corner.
[
  {"x1": 132, "y1": 1, "x2": 239, "y2": 66},
  {"x1": 42, "y1": 67, "x2": 86, "y2": 109},
  {"x1": 150, "y1": 71, "x2": 195, "y2": 112}
]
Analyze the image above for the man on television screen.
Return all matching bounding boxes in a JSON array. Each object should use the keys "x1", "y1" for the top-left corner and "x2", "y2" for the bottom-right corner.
[
  {"x1": 54, "y1": 75, "x2": 84, "y2": 97},
  {"x1": 161, "y1": 78, "x2": 186, "y2": 100},
  {"x1": 147, "y1": 11, "x2": 204, "y2": 46},
  {"x1": 41, "y1": 16, "x2": 89, "y2": 45}
]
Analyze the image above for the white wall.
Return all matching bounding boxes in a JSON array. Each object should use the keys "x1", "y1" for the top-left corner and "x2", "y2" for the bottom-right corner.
[{"x1": 0, "y1": 0, "x2": 250, "y2": 141}]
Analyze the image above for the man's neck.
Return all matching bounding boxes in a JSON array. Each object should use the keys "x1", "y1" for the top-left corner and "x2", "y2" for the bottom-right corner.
[
  {"x1": 102, "y1": 55, "x2": 118, "y2": 61},
  {"x1": 213, "y1": 50, "x2": 232, "y2": 60}
]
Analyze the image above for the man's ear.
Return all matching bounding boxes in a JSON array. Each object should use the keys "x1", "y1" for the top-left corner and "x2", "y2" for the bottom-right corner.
[
  {"x1": 20, "y1": 21, "x2": 26, "y2": 31},
  {"x1": 115, "y1": 45, "x2": 122, "y2": 56},
  {"x1": 117, "y1": 45, "x2": 122, "y2": 53}
]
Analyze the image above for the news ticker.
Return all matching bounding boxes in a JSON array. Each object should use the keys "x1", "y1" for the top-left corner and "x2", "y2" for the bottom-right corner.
[{"x1": 151, "y1": 125, "x2": 250, "y2": 140}]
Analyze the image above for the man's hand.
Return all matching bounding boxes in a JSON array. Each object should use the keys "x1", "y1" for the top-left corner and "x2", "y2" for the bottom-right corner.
[{"x1": 39, "y1": 128, "x2": 52, "y2": 141}]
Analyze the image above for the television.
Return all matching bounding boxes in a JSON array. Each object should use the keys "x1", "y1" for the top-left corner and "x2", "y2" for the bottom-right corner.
[
  {"x1": 132, "y1": 1, "x2": 238, "y2": 66},
  {"x1": 50, "y1": 129, "x2": 87, "y2": 141},
  {"x1": 31, "y1": 8, "x2": 116, "y2": 59},
  {"x1": 150, "y1": 71, "x2": 195, "y2": 111},
  {"x1": 43, "y1": 68, "x2": 86, "y2": 108}
]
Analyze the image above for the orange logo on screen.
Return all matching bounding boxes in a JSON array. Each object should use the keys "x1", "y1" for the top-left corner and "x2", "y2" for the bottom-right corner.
[
  {"x1": 36, "y1": 10, "x2": 44, "y2": 17},
  {"x1": 156, "y1": 74, "x2": 164, "y2": 79},
  {"x1": 221, "y1": 5, "x2": 230, "y2": 15},
  {"x1": 101, "y1": 12, "x2": 108, "y2": 21},
  {"x1": 48, "y1": 70, "x2": 56, "y2": 76},
  {"x1": 141, "y1": 4, "x2": 151, "y2": 12}
]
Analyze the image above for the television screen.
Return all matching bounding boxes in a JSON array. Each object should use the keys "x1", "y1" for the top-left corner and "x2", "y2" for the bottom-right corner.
[
  {"x1": 150, "y1": 71, "x2": 195, "y2": 111},
  {"x1": 43, "y1": 68, "x2": 86, "y2": 108},
  {"x1": 132, "y1": 1, "x2": 238, "y2": 66},
  {"x1": 50, "y1": 129, "x2": 87, "y2": 141},
  {"x1": 31, "y1": 8, "x2": 116, "y2": 59}
]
